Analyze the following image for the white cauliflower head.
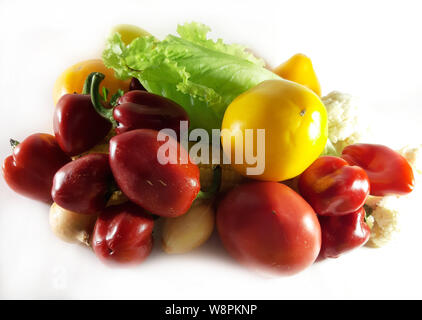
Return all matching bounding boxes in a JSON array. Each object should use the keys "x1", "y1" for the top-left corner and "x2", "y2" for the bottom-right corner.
[
  {"x1": 322, "y1": 91, "x2": 367, "y2": 155},
  {"x1": 365, "y1": 196, "x2": 401, "y2": 248}
]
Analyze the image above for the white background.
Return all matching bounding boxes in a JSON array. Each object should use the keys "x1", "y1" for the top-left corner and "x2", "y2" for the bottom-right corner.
[{"x1": 1, "y1": 0, "x2": 422, "y2": 299}]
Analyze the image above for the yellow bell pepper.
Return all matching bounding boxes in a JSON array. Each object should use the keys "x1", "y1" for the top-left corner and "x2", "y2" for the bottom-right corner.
[
  {"x1": 52, "y1": 59, "x2": 130, "y2": 106},
  {"x1": 273, "y1": 53, "x2": 321, "y2": 96},
  {"x1": 221, "y1": 79, "x2": 327, "y2": 181}
]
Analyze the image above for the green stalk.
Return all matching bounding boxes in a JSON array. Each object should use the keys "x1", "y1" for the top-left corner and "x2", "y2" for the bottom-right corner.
[
  {"x1": 82, "y1": 72, "x2": 96, "y2": 95},
  {"x1": 10, "y1": 139, "x2": 20, "y2": 149},
  {"x1": 196, "y1": 165, "x2": 222, "y2": 200},
  {"x1": 89, "y1": 72, "x2": 117, "y2": 127}
]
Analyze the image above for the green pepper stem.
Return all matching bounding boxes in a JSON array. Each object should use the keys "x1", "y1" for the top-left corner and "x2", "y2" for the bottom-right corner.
[
  {"x1": 90, "y1": 72, "x2": 117, "y2": 127},
  {"x1": 109, "y1": 89, "x2": 125, "y2": 107},
  {"x1": 196, "y1": 165, "x2": 222, "y2": 200},
  {"x1": 82, "y1": 72, "x2": 96, "y2": 95},
  {"x1": 10, "y1": 139, "x2": 20, "y2": 149}
]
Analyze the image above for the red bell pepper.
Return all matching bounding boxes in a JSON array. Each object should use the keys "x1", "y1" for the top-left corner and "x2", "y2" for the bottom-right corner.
[
  {"x1": 129, "y1": 77, "x2": 146, "y2": 91},
  {"x1": 51, "y1": 153, "x2": 113, "y2": 214},
  {"x1": 2, "y1": 133, "x2": 71, "y2": 203},
  {"x1": 89, "y1": 72, "x2": 189, "y2": 136},
  {"x1": 319, "y1": 207, "x2": 370, "y2": 259},
  {"x1": 91, "y1": 202, "x2": 154, "y2": 265},
  {"x1": 298, "y1": 156, "x2": 370, "y2": 216},
  {"x1": 342, "y1": 143, "x2": 414, "y2": 196},
  {"x1": 109, "y1": 129, "x2": 200, "y2": 217},
  {"x1": 53, "y1": 73, "x2": 111, "y2": 156}
]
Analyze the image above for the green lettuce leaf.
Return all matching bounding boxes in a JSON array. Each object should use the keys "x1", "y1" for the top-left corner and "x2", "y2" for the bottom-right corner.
[{"x1": 102, "y1": 22, "x2": 281, "y2": 132}]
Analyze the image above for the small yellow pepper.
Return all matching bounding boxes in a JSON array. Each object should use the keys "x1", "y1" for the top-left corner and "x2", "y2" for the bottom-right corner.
[{"x1": 273, "y1": 53, "x2": 321, "y2": 96}]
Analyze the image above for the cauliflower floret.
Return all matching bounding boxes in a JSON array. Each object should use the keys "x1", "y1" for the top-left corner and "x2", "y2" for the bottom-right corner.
[
  {"x1": 322, "y1": 91, "x2": 367, "y2": 155},
  {"x1": 365, "y1": 196, "x2": 401, "y2": 247},
  {"x1": 365, "y1": 145, "x2": 420, "y2": 247}
]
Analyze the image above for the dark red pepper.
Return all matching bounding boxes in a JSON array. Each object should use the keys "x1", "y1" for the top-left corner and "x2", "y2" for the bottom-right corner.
[
  {"x1": 51, "y1": 153, "x2": 113, "y2": 214},
  {"x1": 92, "y1": 202, "x2": 154, "y2": 265},
  {"x1": 2, "y1": 133, "x2": 71, "y2": 203},
  {"x1": 298, "y1": 156, "x2": 370, "y2": 216},
  {"x1": 129, "y1": 77, "x2": 146, "y2": 91},
  {"x1": 53, "y1": 73, "x2": 111, "y2": 156},
  {"x1": 319, "y1": 207, "x2": 370, "y2": 259},
  {"x1": 89, "y1": 72, "x2": 189, "y2": 136},
  {"x1": 342, "y1": 143, "x2": 414, "y2": 196},
  {"x1": 109, "y1": 129, "x2": 200, "y2": 217}
]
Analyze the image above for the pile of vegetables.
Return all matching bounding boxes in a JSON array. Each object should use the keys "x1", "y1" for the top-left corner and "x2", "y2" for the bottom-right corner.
[{"x1": 2, "y1": 22, "x2": 417, "y2": 276}]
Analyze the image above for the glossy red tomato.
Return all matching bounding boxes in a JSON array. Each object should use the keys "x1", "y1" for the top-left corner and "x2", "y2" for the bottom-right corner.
[
  {"x1": 91, "y1": 202, "x2": 154, "y2": 265},
  {"x1": 217, "y1": 182, "x2": 321, "y2": 275}
]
